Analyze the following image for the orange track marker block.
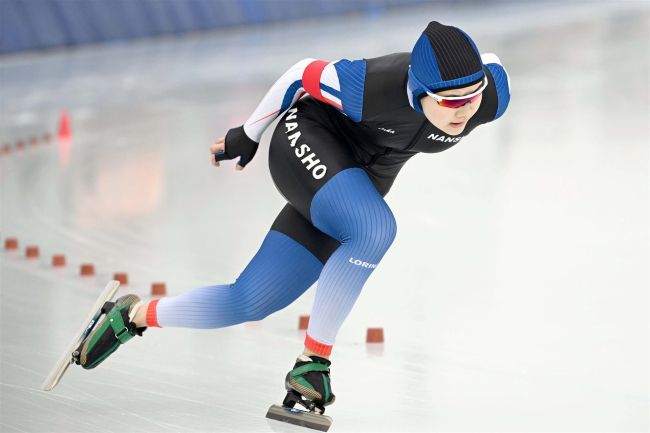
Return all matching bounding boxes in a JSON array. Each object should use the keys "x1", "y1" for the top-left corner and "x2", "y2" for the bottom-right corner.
[
  {"x1": 25, "y1": 245, "x2": 39, "y2": 258},
  {"x1": 113, "y1": 273, "x2": 128, "y2": 285},
  {"x1": 4, "y1": 238, "x2": 18, "y2": 250},
  {"x1": 151, "y1": 282, "x2": 167, "y2": 296},
  {"x1": 52, "y1": 254, "x2": 66, "y2": 267},
  {"x1": 366, "y1": 328, "x2": 384, "y2": 344},
  {"x1": 298, "y1": 315, "x2": 310, "y2": 330},
  {"x1": 80, "y1": 263, "x2": 95, "y2": 276}
]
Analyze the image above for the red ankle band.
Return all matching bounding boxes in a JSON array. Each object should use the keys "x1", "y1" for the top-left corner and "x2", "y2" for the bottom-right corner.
[
  {"x1": 146, "y1": 299, "x2": 161, "y2": 328},
  {"x1": 304, "y1": 334, "x2": 332, "y2": 357}
]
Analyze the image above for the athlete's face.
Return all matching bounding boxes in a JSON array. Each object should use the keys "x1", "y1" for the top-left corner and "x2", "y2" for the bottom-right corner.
[{"x1": 420, "y1": 81, "x2": 483, "y2": 136}]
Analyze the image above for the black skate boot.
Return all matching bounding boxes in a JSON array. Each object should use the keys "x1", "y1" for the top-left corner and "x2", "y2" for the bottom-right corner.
[
  {"x1": 266, "y1": 355, "x2": 335, "y2": 431},
  {"x1": 284, "y1": 355, "x2": 335, "y2": 413},
  {"x1": 73, "y1": 294, "x2": 146, "y2": 369}
]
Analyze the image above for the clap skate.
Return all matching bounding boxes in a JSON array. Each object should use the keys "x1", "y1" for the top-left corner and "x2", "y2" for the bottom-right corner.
[
  {"x1": 41, "y1": 281, "x2": 146, "y2": 391},
  {"x1": 266, "y1": 355, "x2": 335, "y2": 432}
]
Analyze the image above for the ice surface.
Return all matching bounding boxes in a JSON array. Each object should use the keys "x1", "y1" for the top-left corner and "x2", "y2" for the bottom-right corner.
[{"x1": 1, "y1": 2, "x2": 648, "y2": 432}]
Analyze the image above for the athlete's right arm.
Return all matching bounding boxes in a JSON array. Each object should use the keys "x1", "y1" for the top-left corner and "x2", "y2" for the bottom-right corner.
[{"x1": 212, "y1": 57, "x2": 366, "y2": 170}]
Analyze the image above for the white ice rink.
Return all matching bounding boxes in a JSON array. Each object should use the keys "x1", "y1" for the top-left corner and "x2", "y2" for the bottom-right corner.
[{"x1": 1, "y1": 1, "x2": 648, "y2": 432}]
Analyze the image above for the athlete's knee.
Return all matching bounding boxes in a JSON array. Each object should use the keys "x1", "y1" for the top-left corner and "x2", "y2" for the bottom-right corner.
[
  {"x1": 346, "y1": 200, "x2": 397, "y2": 257},
  {"x1": 311, "y1": 167, "x2": 397, "y2": 257}
]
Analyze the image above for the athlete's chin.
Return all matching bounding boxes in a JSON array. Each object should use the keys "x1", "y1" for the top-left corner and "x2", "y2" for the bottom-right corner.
[{"x1": 439, "y1": 122, "x2": 467, "y2": 136}]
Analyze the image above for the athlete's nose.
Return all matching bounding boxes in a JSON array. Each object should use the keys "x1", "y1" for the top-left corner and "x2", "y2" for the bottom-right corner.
[{"x1": 455, "y1": 103, "x2": 471, "y2": 118}]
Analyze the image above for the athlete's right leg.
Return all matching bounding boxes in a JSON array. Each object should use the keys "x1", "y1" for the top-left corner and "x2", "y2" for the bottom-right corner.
[{"x1": 268, "y1": 98, "x2": 397, "y2": 411}]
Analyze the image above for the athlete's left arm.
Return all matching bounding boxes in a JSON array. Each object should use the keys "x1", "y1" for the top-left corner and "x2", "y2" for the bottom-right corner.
[
  {"x1": 480, "y1": 53, "x2": 511, "y2": 121},
  {"x1": 243, "y1": 58, "x2": 366, "y2": 143},
  {"x1": 213, "y1": 58, "x2": 366, "y2": 169}
]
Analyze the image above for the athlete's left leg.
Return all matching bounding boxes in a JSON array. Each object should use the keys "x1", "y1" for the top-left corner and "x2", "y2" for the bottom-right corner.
[
  {"x1": 134, "y1": 203, "x2": 339, "y2": 329},
  {"x1": 78, "y1": 205, "x2": 337, "y2": 370}
]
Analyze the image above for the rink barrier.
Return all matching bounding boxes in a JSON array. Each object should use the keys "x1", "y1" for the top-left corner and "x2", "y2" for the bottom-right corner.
[{"x1": 1, "y1": 0, "x2": 432, "y2": 54}]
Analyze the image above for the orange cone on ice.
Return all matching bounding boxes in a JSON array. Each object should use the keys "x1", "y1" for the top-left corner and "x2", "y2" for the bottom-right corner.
[{"x1": 58, "y1": 112, "x2": 72, "y2": 141}]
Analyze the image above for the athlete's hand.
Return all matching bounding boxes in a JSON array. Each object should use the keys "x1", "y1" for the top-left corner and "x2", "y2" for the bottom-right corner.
[
  {"x1": 210, "y1": 126, "x2": 259, "y2": 171},
  {"x1": 210, "y1": 137, "x2": 243, "y2": 171}
]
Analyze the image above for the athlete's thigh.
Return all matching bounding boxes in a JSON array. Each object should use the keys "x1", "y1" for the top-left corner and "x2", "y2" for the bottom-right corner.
[
  {"x1": 270, "y1": 203, "x2": 340, "y2": 265},
  {"x1": 268, "y1": 98, "x2": 358, "y2": 221}
]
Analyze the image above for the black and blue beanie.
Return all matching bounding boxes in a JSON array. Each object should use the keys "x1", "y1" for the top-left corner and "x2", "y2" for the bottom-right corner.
[{"x1": 409, "y1": 21, "x2": 485, "y2": 113}]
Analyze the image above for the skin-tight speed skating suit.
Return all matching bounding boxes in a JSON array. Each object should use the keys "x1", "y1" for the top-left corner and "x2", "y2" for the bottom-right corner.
[{"x1": 143, "y1": 51, "x2": 510, "y2": 358}]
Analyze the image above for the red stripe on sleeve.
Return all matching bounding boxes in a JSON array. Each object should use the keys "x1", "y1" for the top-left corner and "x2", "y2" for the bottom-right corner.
[
  {"x1": 302, "y1": 60, "x2": 329, "y2": 101},
  {"x1": 250, "y1": 109, "x2": 280, "y2": 125}
]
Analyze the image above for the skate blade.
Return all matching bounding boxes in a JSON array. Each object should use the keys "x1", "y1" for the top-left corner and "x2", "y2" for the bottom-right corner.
[
  {"x1": 40, "y1": 280, "x2": 121, "y2": 391},
  {"x1": 266, "y1": 404, "x2": 332, "y2": 432}
]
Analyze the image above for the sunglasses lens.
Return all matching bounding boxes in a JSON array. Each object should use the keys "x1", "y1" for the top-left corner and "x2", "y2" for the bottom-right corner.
[
  {"x1": 437, "y1": 94, "x2": 480, "y2": 109},
  {"x1": 438, "y1": 99, "x2": 468, "y2": 108}
]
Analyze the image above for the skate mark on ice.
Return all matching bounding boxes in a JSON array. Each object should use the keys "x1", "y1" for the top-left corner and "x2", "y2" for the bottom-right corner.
[
  {"x1": 0, "y1": 386, "x2": 100, "y2": 432},
  {"x1": 0, "y1": 421, "x2": 30, "y2": 433}
]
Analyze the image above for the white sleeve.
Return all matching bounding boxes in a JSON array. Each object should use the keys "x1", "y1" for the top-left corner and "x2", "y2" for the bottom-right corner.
[{"x1": 242, "y1": 58, "x2": 315, "y2": 143}]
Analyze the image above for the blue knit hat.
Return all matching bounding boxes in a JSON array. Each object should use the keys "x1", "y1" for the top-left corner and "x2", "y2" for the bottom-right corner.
[{"x1": 409, "y1": 21, "x2": 485, "y2": 113}]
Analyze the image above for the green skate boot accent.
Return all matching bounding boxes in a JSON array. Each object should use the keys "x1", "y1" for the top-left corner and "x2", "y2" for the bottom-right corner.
[
  {"x1": 75, "y1": 294, "x2": 146, "y2": 369},
  {"x1": 285, "y1": 355, "x2": 335, "y2": 408}
]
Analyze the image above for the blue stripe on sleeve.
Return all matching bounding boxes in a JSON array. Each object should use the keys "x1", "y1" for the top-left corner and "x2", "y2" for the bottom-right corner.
[
  {"x1": 280, "y1": 79, "x2": 304, "y2": 112},
  {"x1": 486, "y1": 63, "x2": 510, "y2": 120},
  {"x1": 333, "y1": 59, "x2": 366, "y2": 122},
  {"x1": 320, "y1": 83, "x2": 341, "y2": 99}
]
